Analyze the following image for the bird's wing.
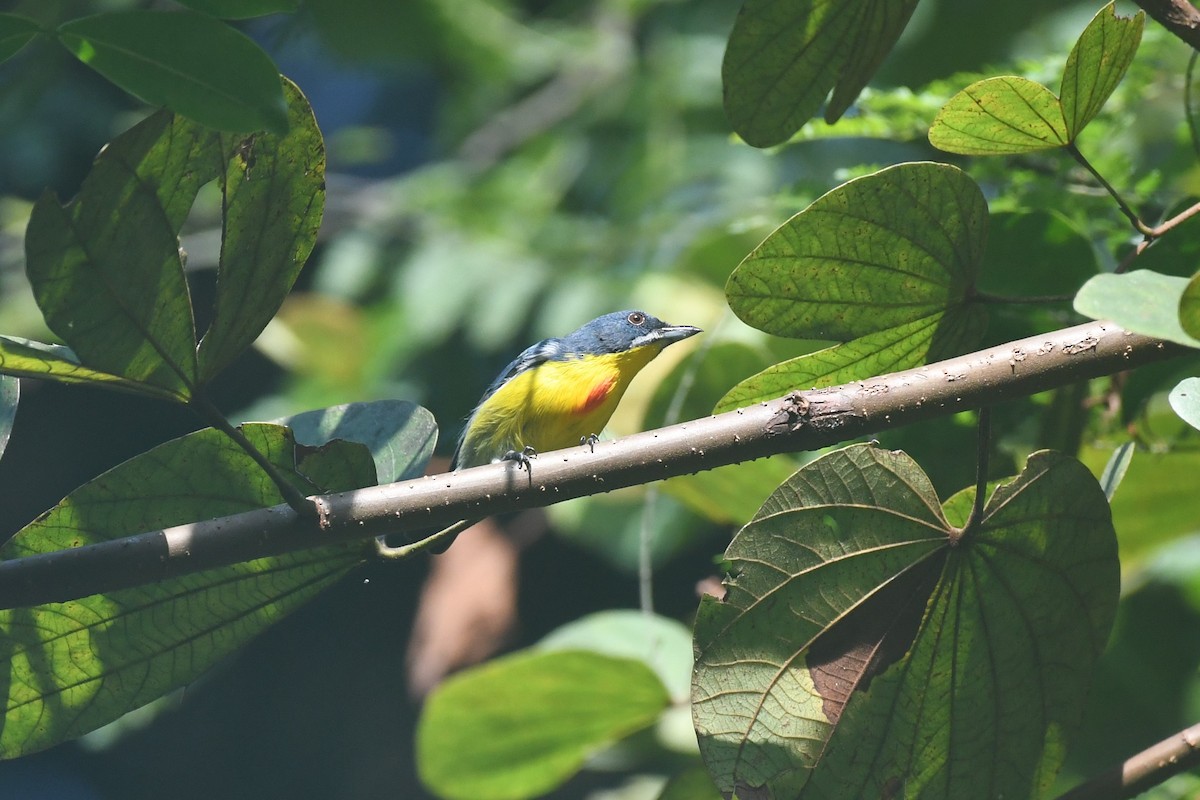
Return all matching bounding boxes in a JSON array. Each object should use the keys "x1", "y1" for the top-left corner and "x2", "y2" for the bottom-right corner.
[{"x1": 451, "y1": 337, "x2": 569, "y2": 468}]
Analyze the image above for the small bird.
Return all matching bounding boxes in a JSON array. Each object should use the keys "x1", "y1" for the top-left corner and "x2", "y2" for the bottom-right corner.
[
  {"x1": 452, "y1": 310, "x2": 702, "y2": 470},
  {"x1": 424, "y1": 310, "x2": 701, "y2": 553}
]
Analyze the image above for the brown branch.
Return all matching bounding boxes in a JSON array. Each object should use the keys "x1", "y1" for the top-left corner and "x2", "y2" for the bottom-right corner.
[
  {"x1": 0, "y1": 320, "x2": 1186, "y2": 609},
  {"x1": 1057, "y1": 721, "x2": 1200, "y2": 800},
  {"x1": 1132, "y1": 0, "x2": 1200, "y2": 51}
]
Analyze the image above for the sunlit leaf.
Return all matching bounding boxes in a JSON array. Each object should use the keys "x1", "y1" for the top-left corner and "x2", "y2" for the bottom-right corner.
[
  {"x1": 276, "y1": 399, "x2": 437, "y2": 484},
  {"x1": 0, "y1": 423, "x2": 374, "y2": 758},
  {"x1": 715, "y1": 310, "x2": 985, "y2": 411},
  {"x1": 197, "y1": 79, "x2": 325, "y2": 381},
  {"x1": 693, "y1": 445, "x2": 1118, "y2": 798},
  {"x1": 538, "y1": 610, "x2": 693, "y2": 700},
  {"x1": 1170, "y1": 377, "x2": 1200, "y2": 432},
  {"x1": 418, "y1": 650, "x2": 670, "y2": 800},
  {"x1": 1060, "y1": 2, "x2": 1144, "y2": 139},
  {"x1": 725, "y1": 163, "x2": 987, "y2": 390},
  {"x1": 929, "y1": 76, "x2": 1068, "y2": 155},
  {"x1": 1075, "y1": 270, "x2": 1200, "y2": 349},
  {"x1": 0, "y1": 337, "x2": 180, "y2": 401},
  {"x1": 0, "y1": 375, "x2": 16, "y2": 461},
  {"x1": 58, "y1": 10, "x2": 287, "y2": 134},
  {"x1": 728, "y1": 163, "x2": 985, "y2": 338},
  {"x1": 722, "y1": 0, "x2": 920, "y2": 147},
  {"x1": 0, "y1": 13, "x2": 41, "y2": 63}
]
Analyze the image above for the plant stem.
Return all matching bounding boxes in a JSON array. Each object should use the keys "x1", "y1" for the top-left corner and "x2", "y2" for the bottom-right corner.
[
  {"x1": 1066, "y1": 143, "x2": 1153, "y2": 237},
  {"x1": 374, "y1": 519, "x2": 478, "y2": 559},
  {"x1": 189, "y1": 392, "x2": 316, "y2": 517},
  {"x1": 957, "y1": 407, "x2": 991, "y2": 540}
]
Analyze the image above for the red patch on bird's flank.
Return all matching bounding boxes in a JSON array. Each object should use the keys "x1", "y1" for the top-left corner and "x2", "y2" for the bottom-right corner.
[{"x1": 577, "y1": 375, "x2": 617, "y2": 414}]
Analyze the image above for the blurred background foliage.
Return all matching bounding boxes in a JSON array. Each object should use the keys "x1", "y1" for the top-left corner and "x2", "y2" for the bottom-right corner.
[{"x1": 0, "y1": 0, "x2": 1199, "y2": 797}]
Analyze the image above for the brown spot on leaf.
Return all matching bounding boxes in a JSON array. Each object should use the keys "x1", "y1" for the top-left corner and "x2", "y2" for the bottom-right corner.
[{"x1": 807, "y1": 552, "x2": 945, "y2": 723}]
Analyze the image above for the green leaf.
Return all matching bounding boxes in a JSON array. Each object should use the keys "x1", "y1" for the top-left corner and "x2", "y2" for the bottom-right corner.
[
  {"x1": 0, "y1": 13, "x2": 42, "y2": 63},
  {"x1": 693, "y1": 445, "x2": 1118, "y2": 798},
  {"x1": 714, "y1": 310, "x2": 986, "y2": 411},
  {"x1": 1074, "y1": 270, "x2": 1200, "y2": 349},
  {"x1": 1059, "y1": 2, "x2": 1144, "y2": 139},
  {"x1": 197, "y1": 79, "x2": 324, "y2": 380},
  {"x1": 1180, "y1": 271, "x2": 1200, "y2": 340},
  {"x1": 417, "y1": 650, "x2": 670, "y2": 800},
  {"x1": 657, "y1": 766, "x2": 724, "y2": 800},
  {"x1": 1169, "y1": 377, "x2": 1200, "y2": 432},
  {"x1": 722, "y1": 0, "x2": 920, "y2": 147},
  {"x1": 929, "y1": 76, "x2": 1069, "y2": 155},
  {"x1": 276, "y1": 399, "x2": 438, "y2": 484},
  {"x1": 1099, "y1": 441, "x2": 1135, "y2": 500},
  {"x1": 0, "y1": 337, "x2": 180, "y2": 401},
  {"x1": 0, "y1": 423, "x2": 372, "y2": 758},
  {"x1": 728, "y1": 163, "x2": 986, "y2": 339},
  {"x1": 663, "y1": 457, "x2": 801, "y2": 525},
  {"x1": 57, "y1": 11, "x2": 287, "y2": 134},
  {"x1": 538, "y1": 610, "x2": 693, "y2": 700},
  {"x1": 0, "y1": 375, "x2": 16, "y2": 461},
  {"x1": 173, "y1": 0, "x2": 299, "y2": 19},
  {"x1": 24, "y1": 141, "x2": 201, "y2": 398}
]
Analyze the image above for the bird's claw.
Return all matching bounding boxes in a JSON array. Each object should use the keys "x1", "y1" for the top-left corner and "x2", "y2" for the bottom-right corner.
[
  {"x1": 580, "y1": 433, "x2": 600, "y2": 453},
  {"x1": 502, "y1": 445, "x2": 538, "y2": 471}
]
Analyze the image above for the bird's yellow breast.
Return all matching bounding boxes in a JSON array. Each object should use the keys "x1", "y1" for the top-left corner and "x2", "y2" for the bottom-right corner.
[{"x1": 456, "y1": 344, "x2": 663, "y2": 468}]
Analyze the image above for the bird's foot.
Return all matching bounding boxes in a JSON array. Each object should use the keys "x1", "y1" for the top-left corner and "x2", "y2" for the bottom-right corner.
[
  {"x1": 501, "y1": 445, "x2": 538, "y2": 472},
  {"x1": 580, "y1": 433, "x2": 600, "y2": 453}
]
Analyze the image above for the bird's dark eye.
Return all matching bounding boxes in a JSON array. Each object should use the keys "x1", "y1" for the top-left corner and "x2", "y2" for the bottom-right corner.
[{"x1": 627, "y1": 312, "x2": 646, "y2": 326}]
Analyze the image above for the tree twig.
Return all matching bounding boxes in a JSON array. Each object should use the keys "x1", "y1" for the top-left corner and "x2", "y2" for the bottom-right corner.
[
  {"x1": 1057, "y1": 721, "x2": 1200, "y2": 800},
  {"x1": 0, "y1": 320, "x2": 1185, "y2": 609}
]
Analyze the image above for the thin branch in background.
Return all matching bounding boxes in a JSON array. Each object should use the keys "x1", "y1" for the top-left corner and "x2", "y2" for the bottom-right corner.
[
  {"x1": 1130, "y1": 0, "x2": 1200, "y2": 51},
  {"x1": 956, "y1": 407, "x2": 991, "y2": 541},
  {"x1": 1187, "y1": 48, "x2": 1200, "y2": 160},
  {"x1": 1057, "y1": 721, "x2": 1200, "y2": 800}
]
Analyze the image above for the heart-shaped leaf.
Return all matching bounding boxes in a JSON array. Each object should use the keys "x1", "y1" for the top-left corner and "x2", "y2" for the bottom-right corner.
[
  {"x1": 1060, "y1": 2, "x2": 1144, "y2": 139},
  {"x1": 722, "y1": 0, "x2": 920, "y2": 148},
  {"x1": 693, "y1": 444, "x2": 1118, "y2": 798},
  {"x1": 0, "y1": 423, "x2": 374, "y2": 758},
  {"x1": 724, "y1": 162, "x2": 987, "y2": 400},
  {"x1": 418, "y1": 650, "x2": 670, "y2": 800},
  {"x1": 58, "y1": 10, "x2": 287, "y2": 134},
  {"x1": 929, "y1": 76, "x2": 1068, "y2": 155}
]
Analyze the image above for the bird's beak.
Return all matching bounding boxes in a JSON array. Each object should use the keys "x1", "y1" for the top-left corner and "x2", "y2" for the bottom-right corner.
[{"x1": 640, "y1": 324, "x2": 702, "y2": 348}]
